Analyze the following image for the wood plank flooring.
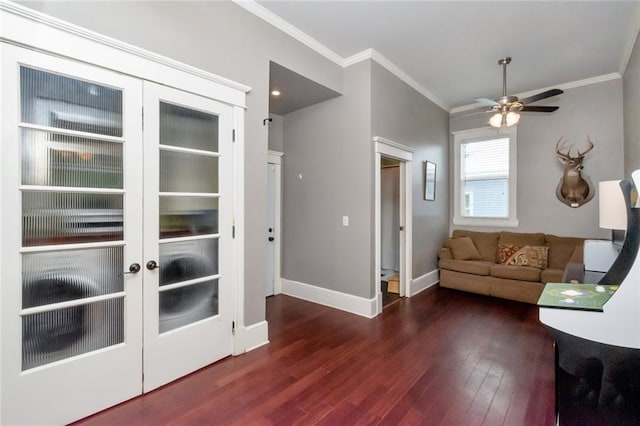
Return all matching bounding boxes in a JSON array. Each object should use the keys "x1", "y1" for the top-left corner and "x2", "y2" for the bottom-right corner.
[{"x1": 74, "y1": 287, "x2": 556, "y2": 425}]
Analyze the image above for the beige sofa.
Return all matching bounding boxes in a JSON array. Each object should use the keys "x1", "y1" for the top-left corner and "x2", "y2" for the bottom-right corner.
[{"x1": 438, "y1": 230, "x2": 584, "y2": 304}]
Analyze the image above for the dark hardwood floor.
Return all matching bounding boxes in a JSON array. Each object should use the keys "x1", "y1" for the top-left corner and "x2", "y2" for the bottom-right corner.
[{"x1": 75, "y1": 287, "x2": 556, "y2": 425}]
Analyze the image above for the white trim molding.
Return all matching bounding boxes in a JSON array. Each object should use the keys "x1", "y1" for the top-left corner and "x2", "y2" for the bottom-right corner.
[
  {"x1": 232, "y1": 0, "x2": 343, "y2": 66},
  {"x1": 344, "y1": 49, "x2": 448, "y2": 111},
  {"x1": 281, "y1": 279, "x2": 378, "y2": 318},
  {"x1": 233, "y1": 2, "x2": 449, "y2": 112},
  {"x1": 373, "y1": 136, "x2": 414, "y2": 160},
  {"x1": 410, "y1": 270, "x2": 439, "y2": 297},
  {"x1": 236, "y1": 321, "x2": 269, "y2": 353},
  {"x1": 374, "y1": 137, "x2": 413, "y2": 315}
]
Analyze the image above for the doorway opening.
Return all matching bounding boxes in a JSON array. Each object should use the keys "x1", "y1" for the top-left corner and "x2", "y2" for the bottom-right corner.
[
  {"x1": 380, "y1": 157, "x2": 401, "y2": 307},
  {"x1": 374, "y1": 137, "x2": 413, "y2": 314}
]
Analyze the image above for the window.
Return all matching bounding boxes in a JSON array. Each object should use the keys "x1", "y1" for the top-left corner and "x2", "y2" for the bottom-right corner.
[{"x1": 452, "y1": 127, "x2": 518, "y2": 227}]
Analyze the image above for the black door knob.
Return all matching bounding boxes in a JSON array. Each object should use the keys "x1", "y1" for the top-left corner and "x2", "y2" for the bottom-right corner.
[
  {"x1": 268, "y1": 237, "x2": 274, "y2": 242},
  {"x1": 146, "y1": 260, "x2": 159, "y2": 270},
  {"x1": 123, "y1": 263, "x2": 141, "y2": 274}
]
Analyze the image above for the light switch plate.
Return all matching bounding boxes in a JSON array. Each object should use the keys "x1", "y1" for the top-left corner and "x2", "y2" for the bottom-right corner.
[{"x1": 342, "y1": 216, "x2": 349, "y2": 226}]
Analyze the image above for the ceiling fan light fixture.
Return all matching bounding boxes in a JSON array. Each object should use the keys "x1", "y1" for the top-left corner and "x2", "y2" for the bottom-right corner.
[
  {"x1": 489, "y1": 112, "x2": 504, "y2": 128},
  {"x1": 506, "y1": 111, "x2": 520, "y2": 127}
]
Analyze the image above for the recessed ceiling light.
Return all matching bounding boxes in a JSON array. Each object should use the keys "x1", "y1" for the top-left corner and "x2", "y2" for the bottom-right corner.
[{"x1": 271, "y1": 90, "x2": 281, "y2": 96}]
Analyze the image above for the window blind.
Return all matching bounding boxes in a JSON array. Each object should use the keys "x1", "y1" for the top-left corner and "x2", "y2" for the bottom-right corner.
[{"x1": 461, "y1": 138, "x2": 509, "y2": 218}]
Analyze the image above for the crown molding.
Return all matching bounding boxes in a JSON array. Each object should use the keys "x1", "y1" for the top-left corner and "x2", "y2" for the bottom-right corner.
[
  {"x1": 619, "y1": 2, "x2": 640, "y2": 75},
  {"x1": 343, "y1": 48, "x2": 449, "y2": 111},
  {"x1": 232, "y1": 0, "x2": 344, "y2": 66},
  {"x1": 234, "y1": 1, "x2": 449, "y2": 112},
  {"x1": 450, "y1": 72, "x2": 622, "y2": 115},
  {"x1": 0, "y1": 0, "x2": 252, "y2": 94},
  {"x1": 344, "y1": 48, "x2": 374, "y2": 67},
  {"x1": 369, "y1": 49, "x2": 449, "y2": 111}
]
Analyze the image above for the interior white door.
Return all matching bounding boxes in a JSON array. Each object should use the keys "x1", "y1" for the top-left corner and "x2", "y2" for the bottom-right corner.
[
  {"x1": 0, "y1": 43, "x2": 144, "y2": 424},
  {"x1": 142, "y1": 82, "x2": 234, "y2": 391},
  {"x1": 265, "y1": 164, "x2": 276, "y2": 296}
]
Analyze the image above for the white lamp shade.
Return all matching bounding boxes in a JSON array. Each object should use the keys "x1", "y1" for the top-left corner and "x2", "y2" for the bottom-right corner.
[
  {"x1": 488, "y1": 113, "x2": 503, "y2": 128},
  {"x1": 599, "y1": 180, "x2": 627, "y2": 230},
  {"x1": 505, "y1": 111, "x2": 520, "y2": 127}
]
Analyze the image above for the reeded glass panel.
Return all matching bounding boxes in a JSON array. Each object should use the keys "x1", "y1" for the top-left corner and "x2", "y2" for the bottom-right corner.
[
  {"x1": 159, "y1": 280, "x2": 218, "y2": 333},
  {"x1": 159, "y1": 196, "x2": 218, "y2": 239},
  {"x1": 160, "y1": 102, "x2": 218, "y2": 152},
  {"x1": 159, "y1": 239, "x2": 218, "y2": 286},
  {"x1": 22, "y1": 128, "x2": 123, "y2": 188},
  {"x1": 22, "y1": 297, "x2": 124, "y2": 370},
  {"x1": 22, "y1": 192, "x2": 123, "y2": 246},
  {"x1": 23, "y1": 247, "x2": 123, "y2": 308},
  {"x1": 20, "y1": 67, "x2": 123, "y2": 137},
  {"x1": 159, "y1": 151, "x2": 218, "y2": 193}
]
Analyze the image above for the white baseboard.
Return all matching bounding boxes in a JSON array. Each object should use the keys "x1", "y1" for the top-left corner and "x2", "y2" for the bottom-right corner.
[
  {"x1": 281, "y1": 278, "x2": 378, "y2": 318},
  {"x1": 234, "y1": 320, "x2": 269, "y2": 355},
  {"x1": 410, "y1": 269, "x2": 439, "y2": 296}
]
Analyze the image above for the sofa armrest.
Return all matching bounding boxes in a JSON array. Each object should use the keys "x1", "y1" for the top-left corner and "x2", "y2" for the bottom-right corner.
[{"x1": 438, "y1": 247, "x2": 453, "y2": 260}]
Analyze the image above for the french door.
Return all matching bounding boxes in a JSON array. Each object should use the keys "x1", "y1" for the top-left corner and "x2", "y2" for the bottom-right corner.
[
  {"x1": 1, "y1": 44, "x2": 234, "y2": 424},
  {"x1": 142, "y1": 82, "x2": 233, "y2": 392}
]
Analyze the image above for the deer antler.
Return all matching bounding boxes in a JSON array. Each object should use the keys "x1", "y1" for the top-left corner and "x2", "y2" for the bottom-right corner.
[
  {"x1": 555, "y1": 137, "x2": 574, "y2": 160},
  {"x1": 577, "y1": 136, "x2": 594, "y2": 157}
]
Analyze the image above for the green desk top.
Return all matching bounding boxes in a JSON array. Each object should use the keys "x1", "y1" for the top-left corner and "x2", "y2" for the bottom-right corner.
[{"x1": 537, "y1": 283, "x2": 618, "y2": 312}]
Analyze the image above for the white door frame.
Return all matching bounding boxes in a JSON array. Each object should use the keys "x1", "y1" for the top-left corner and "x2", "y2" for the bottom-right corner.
[
  {"x1": 374, "y1": 136, "x2": 413, "y2": 314},
  {"x1": 267, "y1": 150, "x2": 284, "y2": 295}
]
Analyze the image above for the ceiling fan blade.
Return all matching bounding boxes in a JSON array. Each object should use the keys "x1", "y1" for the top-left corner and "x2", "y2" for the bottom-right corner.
[
  {"x1": 520, "y1": 105, "x2": 559, "y2": 113},
  {"x1": 452, "y1": 106, "x2": 493, "y2": 118},
  {"x1": 520, "y1": 88, "x2": 563, "y2": 105},
  {"x1": 475, "y1": 97, "x2": 499, "y2": 106}
]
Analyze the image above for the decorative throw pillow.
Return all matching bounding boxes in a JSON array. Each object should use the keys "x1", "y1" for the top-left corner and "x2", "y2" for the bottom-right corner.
[
  {"x1": 497, "y1": 243, "x2": 521, "y2": 264},
  {"x1": 505, "y1": 245, "x2": 549, "y2": 269},
  {"x1": 446, "y1": 237, "x2": 482, "y2": 261}
]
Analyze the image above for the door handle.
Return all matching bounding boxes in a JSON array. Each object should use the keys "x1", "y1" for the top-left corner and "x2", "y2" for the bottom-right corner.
[
  {"x1": 146, "y1": 260, "x2": 159, "y2": 270},
  {"x1": 123, "y1": 263, "x2": 141, "y2": 275},
  {"x1": 268, "y1": 237, "x2": 274, "y2": 242}
]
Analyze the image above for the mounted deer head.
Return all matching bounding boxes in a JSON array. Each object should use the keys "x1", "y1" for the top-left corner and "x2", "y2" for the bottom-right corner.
[{"x1": 555, "y1": 137, "x2": 595, "y2": 208}]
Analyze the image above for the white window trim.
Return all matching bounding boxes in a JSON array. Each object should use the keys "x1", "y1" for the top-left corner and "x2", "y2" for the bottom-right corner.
[{"x1": 451, "y1": 126, "x2": 519, "y2": 227}]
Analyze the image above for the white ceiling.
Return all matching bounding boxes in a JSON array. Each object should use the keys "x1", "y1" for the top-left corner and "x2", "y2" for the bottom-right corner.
[{"x1": 253, "y1": 1, "x2": 640, "y2": 111}]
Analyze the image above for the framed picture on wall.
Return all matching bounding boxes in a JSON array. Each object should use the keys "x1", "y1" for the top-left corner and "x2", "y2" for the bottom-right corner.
[{"x1": 424, "y1": 161, "x2": 436, "y2": 201}]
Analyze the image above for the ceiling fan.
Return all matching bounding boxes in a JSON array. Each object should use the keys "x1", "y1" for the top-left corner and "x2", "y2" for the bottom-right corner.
[{"x1": 476, "y1": 57, "x2": 563, "y2": 128}]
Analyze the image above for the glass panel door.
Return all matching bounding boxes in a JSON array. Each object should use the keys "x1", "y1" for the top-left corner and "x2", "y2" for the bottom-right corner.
[
  {"x1": 142, "y1": 82, "x2": 233, "y2": 392},
  {"x1": 1, "y1": 45, "x2": 143, "y2": 425}
]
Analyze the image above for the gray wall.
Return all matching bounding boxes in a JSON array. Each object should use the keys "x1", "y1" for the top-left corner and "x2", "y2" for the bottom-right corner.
[
  {"x1": 21, "y1": 1, "x2": 344, "y2": 326},
  {"x1": 281, "y1": 61, "x2": 372, "y2": 298},
  {"x1": 450, "y1": 79, "x2": 624, "y2": 240},
  {"x1": 624, "y1": 32, "x2": 640, "y2": 175},
  {"x1": 370, "y1": 62, "x2": 450, "y2": 277}
]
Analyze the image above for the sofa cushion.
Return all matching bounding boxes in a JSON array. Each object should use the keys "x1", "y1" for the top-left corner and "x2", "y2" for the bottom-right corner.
[
  {"x1": 438, "y1": 247, "x2": 453, "y2": 260},
  {"x1": 446, "y1": 237, "x2": 482, "y2": 260},
  {"x1": 490, "y1": 264, "x2": 541, "y2": 282},
  {"x1": 540, "y1": 268, "x2": 564, "y2": 284},
  {"x1": 497, "y1": 243, "x2": 521, "y2": 264},
  {"x1": 498, "y1": 231, "x2": 546, "y2": 247},
  {"x1": 546, "y1": 234, "x2": 585, "y2": 269},
  {"x1": 452, "y1": 230, "x2": 499, "y2": 262},
  {"x1": 438, "y1": 259, "x2": 493, "y2": 276},
  {"x1": 506, "y1": 246, "x2": 549, "y2": 269}
]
